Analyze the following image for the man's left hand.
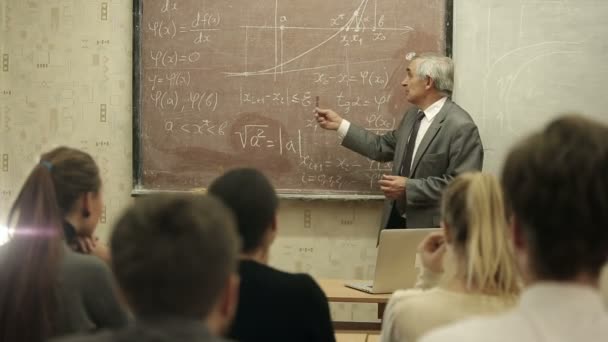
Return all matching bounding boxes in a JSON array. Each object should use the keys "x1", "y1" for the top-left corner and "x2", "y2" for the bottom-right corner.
[{"x1": 378, "y1": 174, "x2": 406, "y2": 200}]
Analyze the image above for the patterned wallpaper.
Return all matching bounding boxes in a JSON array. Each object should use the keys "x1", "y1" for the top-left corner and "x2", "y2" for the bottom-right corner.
[
  {"x1": 1, "y1": 0, "x2": 134, "y2": 234},
  {"x1": 0, "y1": 0, "x2": 605, "y2": 321},
  {"x1": 0, "y1": 0, "x2": 383, "y2": 321}
]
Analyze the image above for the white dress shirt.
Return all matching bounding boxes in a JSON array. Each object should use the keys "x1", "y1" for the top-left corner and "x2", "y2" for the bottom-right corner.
[
  {"x1": 419, "y1": 283, "x2": 608, "y2": 342},
  {"x1": 337, "y1": 97, "x2": 448, "y2": 171}
]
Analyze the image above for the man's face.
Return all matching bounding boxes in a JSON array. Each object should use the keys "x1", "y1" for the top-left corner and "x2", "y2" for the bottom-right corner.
[{"x1": 401, "y1": 59, "x2": 428, "y2": 105}]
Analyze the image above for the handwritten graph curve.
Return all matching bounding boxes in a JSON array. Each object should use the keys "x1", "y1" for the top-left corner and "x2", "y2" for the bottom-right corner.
[{"x1": 224, "y1": 0, "x2": 414, "y2": 78}]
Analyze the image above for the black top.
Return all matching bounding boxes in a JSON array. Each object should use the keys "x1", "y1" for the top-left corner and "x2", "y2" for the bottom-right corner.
[
  {"x1": 63, "y1": 221, "x2": 86, "y2": 253},
  {"x1": 63, "y1": 221, "x2": 78, "y2": 243},
  {"x1": 53, "y1": 317, "x2": 230, "y2": 342},
  {"x1": 228, "y1": 260, "x2": 335, "y2": 342}
]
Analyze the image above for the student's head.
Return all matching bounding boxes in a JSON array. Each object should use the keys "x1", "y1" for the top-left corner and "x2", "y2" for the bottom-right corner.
[
  {"x1": 43, "y1": 147, "x2": 103, "y2": 235},
  {"x1": 402, "y1": 54, "x2": 453, "y2": 105},
  {"x1": 110, "y1": 194, "x2": 240, "y2": 333},
  {"x1": 441, "y1": 172, "x2": 519, "y2": 296},
  {"x1": 208, "y1": 168, "x2": 279, "y2": 257},
  {"x1": 1, "y1": 146, "x2": 102, "y2": 342},
  {"x1": 10, "y1": 146, "x2": 103, "y2": 236},
  {"x1": 502, "y1": 115, "x2": 608, "y2": 284}
]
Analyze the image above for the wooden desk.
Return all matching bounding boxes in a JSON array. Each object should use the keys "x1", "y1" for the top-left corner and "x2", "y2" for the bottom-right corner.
[
  {"x1": 366, "y1": 334, "x2": 381, "y2": 342},
  {"x1": 335, "y1": 333, "x2": 368, "y2": 342},
  {"x1": 318, "y1": 279, "x2": 391, "y2": 331}
]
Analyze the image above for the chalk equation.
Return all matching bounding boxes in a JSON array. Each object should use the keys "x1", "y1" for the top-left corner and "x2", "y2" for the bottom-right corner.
[
  {"x1": 138, "y1": 0, "x2": 444, "y2": 194},
  {"x1": 239, "y1": 88, "x2": 314, "y2": 107},
  {"x1": 150, "y1": 90, "x2": 219, "y2": 113},
  {"x1": 312, "y1": 70, "x2": 389, "y2": 88},
  {"x1": 148, "y1": 8, "x2": 221, "y2": 45},
  {"x1": 337, "y1": 92, "x2": 392, "y2": 114},
  {"x1": 299, "y1": 156, "x2": 393, "y2": 190},
  {"x1": 147, "y1": 71, "x2": 191, "y2": 90},
  {"x1": 164, "y1": 119, "x2": 228, "y2": 136},
  {"x1": 238, "y1": 88, "x2": 393, "y2": 114},
  {"x1": 365, "y1": 113, "x2": 396, "y2": 131},
  {"x1": 300, "y1": 173, "x2": 346, "y2": 189},
  {"x1": 233, "y1": 125, "x2": 302, "y2": 156},
  {"x1": 149, "y1": 50, "x2": 200, "y2": 68}
]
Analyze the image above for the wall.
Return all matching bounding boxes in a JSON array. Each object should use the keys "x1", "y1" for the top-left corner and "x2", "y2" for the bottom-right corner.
[
  {"x1": 452, "y1": 0, "x2": 608, "y2": 303},
  {"x1": 0, "y1": 0, "x2": 133, "y2": 235},
  {"x1": 1, "y1": 0, "x2": 606, "y2": 322},
  {"x1": 0, "y1": 0, "x2": 382, "y2": 321},
  {"x1": 453, "y1": 0, "x2": 608, "y2": 174}
]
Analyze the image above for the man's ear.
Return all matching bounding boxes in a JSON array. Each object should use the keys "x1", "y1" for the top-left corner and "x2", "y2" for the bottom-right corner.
[
  {"x1": 220, "y1": 273, "x2": 240, "y2": 333},
  {"x1": 82, "y1": 192, "x2": 94, "y2": 218},
  {"x1": 270, "y1": 215, "x2": 278, "y2": 237},
  {"x1": 271, "y1": 215, "x2": 278, "y2": 232},
  {"x1": 425, "y1": 76, "x2": 435, "y2": 90},
  {"x1": 206, "y1": 273, "x2": 240, "y2": 336},
  {"x1": 510, "y1": 214, "x2": 526, "y2": 252},
  {"x1": 509, "y1": 213, "x2": 535, "y2": 285}
]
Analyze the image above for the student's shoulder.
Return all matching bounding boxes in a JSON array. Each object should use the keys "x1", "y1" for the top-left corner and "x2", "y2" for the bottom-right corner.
[
  {"x1": 290, "y1": 272, "x2": 326, "y2": 298},
  {"x1": 63, "y1": 247, "x2": 106, "y2": 269},
  {"x1": 271, "y1": 266, "x2": 322, "y2": 295},
  {"x1": 60, "y1": 247, "x2": 112, "y2": 284},
  {"x1": 390, "y1": 287, "x2": 444, "y2": 304},
  {"x1": 267, "y1": 266, "x2": 325, "y2": 299},
  {"x1": 419, "y1": 314, "x2": 512, "y2": 342},
  {"x1": 386, "y1": 288, "x2": 446, "y2": 317},
  {"x1": 240, "y1": 261, "x2": 325, "y2": 299}
]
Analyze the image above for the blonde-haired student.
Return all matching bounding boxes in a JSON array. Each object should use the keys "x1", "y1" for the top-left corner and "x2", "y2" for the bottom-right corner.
[
  {"x1": 380, "y1": 172, "x2": 520, "y2": 342},
  {"x1": 420, "y1": 115, "x2": 608, "y2": 342}
]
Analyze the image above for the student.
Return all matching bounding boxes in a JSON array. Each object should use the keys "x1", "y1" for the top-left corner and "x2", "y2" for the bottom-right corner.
[
  {"x1": 56, "y1": 194, "x2": 241, "y2": 342},
  {"x1": 420, "y1": 115, "x2": 608, "y2": 342},
  {"x1": 208, "y1": 168, "x2": 336, "y2": 342},
  {"x1": 0, "y1": 147, "x2": 128, "y2": 342},
  {"x1": 380, "y1": 172, "x2": 520, "y2": 342}
]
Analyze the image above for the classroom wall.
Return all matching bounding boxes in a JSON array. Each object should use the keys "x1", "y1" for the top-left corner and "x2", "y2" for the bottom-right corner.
[
  {"x1": 1, "y1": 0, "x2": 606, "y2": 321},
  {"x1": 0, "y1": 0, "x2": 380, "y2": 322}
]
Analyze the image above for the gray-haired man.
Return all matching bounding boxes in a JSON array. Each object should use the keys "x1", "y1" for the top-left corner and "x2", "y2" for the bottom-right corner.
[{"x1": 315, "y1": 54, "x2": 483, "y2": 231}]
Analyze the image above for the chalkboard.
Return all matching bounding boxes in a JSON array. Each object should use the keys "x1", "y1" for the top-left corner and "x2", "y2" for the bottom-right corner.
[
  {"x1": 133, "y1": 0, "x2": 453, "y2": 198},
  {"x1": 453, "y1": 0, "x2": 608, "y2": 176}
]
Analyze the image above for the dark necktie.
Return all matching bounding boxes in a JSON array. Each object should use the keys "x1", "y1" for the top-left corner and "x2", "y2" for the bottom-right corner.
[{"x1": 400, "y1": 111, "x2": 425, "y2": 177}]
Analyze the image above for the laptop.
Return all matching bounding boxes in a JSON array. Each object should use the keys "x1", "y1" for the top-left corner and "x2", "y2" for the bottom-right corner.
[{"x1": 345, "y1": 228, "x2": 441, "y2": 294}]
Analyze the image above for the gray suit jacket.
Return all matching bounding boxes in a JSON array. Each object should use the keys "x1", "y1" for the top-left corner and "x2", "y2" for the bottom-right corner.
[{"x1": 342, "y1": 99, "x2": 483, "y2": 230}]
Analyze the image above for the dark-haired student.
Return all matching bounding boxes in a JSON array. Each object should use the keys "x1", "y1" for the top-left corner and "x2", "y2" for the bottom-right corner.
[
  {"x1": 209, "y1": 168, "x2": 336, "y2": 342},
  {"x1": 55, "y1": 194, "x2": 241, "y2": 342},
  {"x1": 421, "y1": 115, "x2": 608, "y2": 342},
  {"x1": 0, "y1": 147, "x2": 128, "y2": 342}
]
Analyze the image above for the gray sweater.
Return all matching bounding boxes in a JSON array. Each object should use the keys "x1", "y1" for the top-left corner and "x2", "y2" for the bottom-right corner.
[{"x1": 53, "y1": 244, "x2": 129, "y2": 337}]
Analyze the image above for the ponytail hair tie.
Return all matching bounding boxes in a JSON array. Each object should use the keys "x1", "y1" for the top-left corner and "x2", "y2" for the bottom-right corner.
[{"x1": 40, "y1": 160, "x2": 53, "y2": 171}]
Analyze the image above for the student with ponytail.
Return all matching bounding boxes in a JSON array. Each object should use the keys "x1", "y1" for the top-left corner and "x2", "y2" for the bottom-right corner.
[
  {"x1": 380, "y1": 172, "x2": 520, "y2": 342},
  {"x1": 0, "y1": 147, "x2": 128, "y2": 342}
]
